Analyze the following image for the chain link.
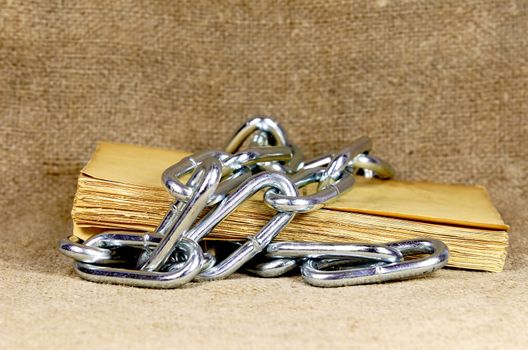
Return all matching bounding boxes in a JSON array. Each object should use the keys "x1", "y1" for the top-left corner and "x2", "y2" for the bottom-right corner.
[{"x1": 59, "y1": 116, "x2": 449, "y2": 288}]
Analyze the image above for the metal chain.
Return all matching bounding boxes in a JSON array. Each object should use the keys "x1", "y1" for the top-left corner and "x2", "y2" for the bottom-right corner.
[{"x1": 59, "y1": 116, "x2": 449, "y2": 288}]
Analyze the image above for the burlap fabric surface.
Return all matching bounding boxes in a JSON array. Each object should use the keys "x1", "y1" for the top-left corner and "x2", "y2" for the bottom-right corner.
[{"x1": 1, "y1": 1, "x2": 527, "y2": 349}]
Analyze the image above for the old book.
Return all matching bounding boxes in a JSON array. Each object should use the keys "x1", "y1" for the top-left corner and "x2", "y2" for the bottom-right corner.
[{"x1": 71, "y1": 142, "x2": 509, "y2": 272}]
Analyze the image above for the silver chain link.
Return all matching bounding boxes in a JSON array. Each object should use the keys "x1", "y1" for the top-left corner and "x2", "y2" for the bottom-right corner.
[{"x1": 59, "y1": 116, "x2": 449, "y2": 288}]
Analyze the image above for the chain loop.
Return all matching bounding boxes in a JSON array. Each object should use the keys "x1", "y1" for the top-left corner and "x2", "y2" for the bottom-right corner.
[
  {"x1": 316, "y1": 136, "x2": 372, "y2": 190},
  {"x1": 140, "y1": 157, "x2": 222, "y2": 272},
  {"x1": 224, "y1": 116, "x2": 289, "y2": 153},
  {"x1": 245, "y1": 241, "x2": 403, "y2": 278},
  {"x1": 184, "y1": 172, "x2": 298, "y2": 243},
  {"x1": 74, "y1": 238, "x2": 204, "y2": 288},
  {"x1": 263, "y1": 166, "x2": 355, "y2": 213},
  {"x1": 301, "y1": 239, "x2": 449, "y2": 287}
]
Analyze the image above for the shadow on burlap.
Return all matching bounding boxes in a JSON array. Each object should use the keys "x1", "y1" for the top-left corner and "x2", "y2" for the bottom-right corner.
[{"x1": 0, "y1": 1, "x2": 527, "y2": 349}]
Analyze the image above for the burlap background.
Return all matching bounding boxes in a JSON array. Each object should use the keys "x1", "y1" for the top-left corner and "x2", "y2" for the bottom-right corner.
[{"x1": 1, "y1": 1, "x2": 527, "y2": 349}]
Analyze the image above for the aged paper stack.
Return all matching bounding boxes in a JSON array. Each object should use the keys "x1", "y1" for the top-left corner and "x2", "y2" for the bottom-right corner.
[{"x1": 71, "y1": 142, "x2": 509, "y2": 272}]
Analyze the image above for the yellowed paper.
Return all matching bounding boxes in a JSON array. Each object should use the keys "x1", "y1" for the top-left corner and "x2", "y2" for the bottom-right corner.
[
  {"x1": 82, "y1": 141, "x2": 190, "y2": 187},
  {"x1": 331, "y1": 178, "x2": 507, "y2": 230},
  {"x1": 82, "y1": 141, "x2": 508, "y2": 231}
]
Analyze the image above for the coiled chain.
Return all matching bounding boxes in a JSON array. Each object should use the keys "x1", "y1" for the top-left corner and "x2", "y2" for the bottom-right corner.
[{"x1": 59, "y1": 117, "x2": 449, "y2": 288}]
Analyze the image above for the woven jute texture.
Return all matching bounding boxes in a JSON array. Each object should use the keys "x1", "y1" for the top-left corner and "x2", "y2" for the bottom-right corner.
[{"x1": 1, "y1": 1, "x2": 527, "y2": 349}]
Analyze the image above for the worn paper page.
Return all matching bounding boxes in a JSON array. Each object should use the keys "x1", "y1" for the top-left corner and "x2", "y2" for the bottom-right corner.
[
  {"x1": 82, "y1": 141, "x2": 191, "y2": 187},
  {"x1": 330, "y1": 177, "x2": 507, "y2": 230}
]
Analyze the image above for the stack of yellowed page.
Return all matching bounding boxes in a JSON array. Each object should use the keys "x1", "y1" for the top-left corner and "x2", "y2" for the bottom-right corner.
[{"x1": 72, "y1": 142, "x2": 509, "y2": 272}]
